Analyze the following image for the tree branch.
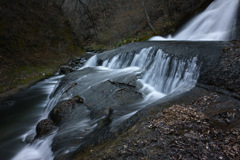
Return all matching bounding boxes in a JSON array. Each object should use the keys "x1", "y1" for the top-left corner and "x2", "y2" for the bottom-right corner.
[{"x1": 141, "y1": 0, "x2": 154, "y2": 31}]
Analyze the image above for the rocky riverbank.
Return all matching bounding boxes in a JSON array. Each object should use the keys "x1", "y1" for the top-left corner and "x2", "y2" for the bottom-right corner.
[
  {"x1": 73, "y1": 88, "x2": 240, "y2": 160},
  {"x1": 28, "y1": 40, "x2": 240, "y2": 160},
  {"x1": 70, "y1": 41, "x2": 240, "y2": 160}
]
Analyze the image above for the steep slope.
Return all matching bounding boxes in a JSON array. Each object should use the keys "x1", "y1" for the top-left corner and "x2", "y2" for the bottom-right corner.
[
  {"x1": 0, "y1": 0, "x2": 82, "y2": 95},
  {"x1": 56, "y1": 0, "x2": 214, "y2": 48}
]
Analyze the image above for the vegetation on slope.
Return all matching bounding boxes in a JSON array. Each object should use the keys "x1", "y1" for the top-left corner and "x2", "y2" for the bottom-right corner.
[
  {"x1": 57, "y1": 0, "x2": 214, "y2": 49},
  {"x1": 0, "y1": 0, "x2": 83, "y2": 96}
]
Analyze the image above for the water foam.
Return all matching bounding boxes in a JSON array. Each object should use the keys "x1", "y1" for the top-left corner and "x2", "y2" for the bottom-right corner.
[{"x1": 150, "y1": 0, "x2": 239, "y2": 41}]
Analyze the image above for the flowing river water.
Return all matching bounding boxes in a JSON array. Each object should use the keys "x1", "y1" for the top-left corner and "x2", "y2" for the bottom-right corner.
[{"x1": 0, "y1": 0, "x2": 239, "y2": 159}]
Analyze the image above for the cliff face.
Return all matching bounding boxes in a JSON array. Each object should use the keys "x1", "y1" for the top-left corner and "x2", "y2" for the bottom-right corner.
[
  {"x1": 0, "y1": 0, "x2": 81, "y2": 95},
  {"x1": 55, "y1": 0, "x2": 214, "y2": 48},
  {"x1": 235, "y1": 2, "x2": 240, "y2": 40}
]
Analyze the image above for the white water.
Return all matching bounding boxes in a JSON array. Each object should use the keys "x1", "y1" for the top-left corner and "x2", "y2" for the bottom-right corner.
[
  {"x1": 100, "y1": 48, "x2": 200, "y2": 128},
  {"x1": 12, "y1": 134, "x2": 55, "y2": 160},
  {"x1": 101, "y1": 48, "x2": 199, "y2": 98},
  {"x1": 150, "y1": 0, "x2": 239, "y2": 41},
  {"x1": 12, "y1": 47, "x2": 200, "y2": 160},
  {"x1": 82, "y1": 55, "x2": 98, "y2": 68},
  {"x1": 11, "y1": 76, "x2": 64, "y2": 160}
]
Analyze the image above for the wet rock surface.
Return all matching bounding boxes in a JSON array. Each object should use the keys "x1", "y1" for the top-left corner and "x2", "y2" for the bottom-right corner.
[
  {"x1": 34, "y1": 41, "x2": 240, "y2": 159},
  {"x1": 59, "y1": 66, "x2": 76, "y2": 74},
  {"x1": 36, "y1": 119, "x2": 56, "y2": 138},
  {"x1": 72, "y1": 89, "x2": 240, "y2": 160},
  {"x1": 59, "y1": 56, "x2": 92, "y2": 75},
  {"x1": 49, "y1": 96, "x2": 88, "y2": 125},
  {"x1": 70, "y1": 41, "x2": 240, "y2": 159},
  {"x1": 198, "y1": 41, "x2": 240, "y2": 97},
  {"x1": 35, "y1": 67, "x2": 143, "y2": 157}
]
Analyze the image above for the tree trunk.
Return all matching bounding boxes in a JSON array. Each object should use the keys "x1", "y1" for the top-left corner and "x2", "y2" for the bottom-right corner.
[{"x1": 141, "y1": 0, "x2": 154, "y2": 31}]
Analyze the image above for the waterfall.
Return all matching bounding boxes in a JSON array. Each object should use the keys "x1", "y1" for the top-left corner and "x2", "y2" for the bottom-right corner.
[
  {"x1": 100, "y1": 47, "x2": 199, "y2": 97},
  {"x1": 149, "y1": 0, "x2": 239, "y2": 41},
  {"x1": 10, "y1": 0, "x2": 237, "y2": 159},
  {"x1": 81, "y1": 47, "x2": 200, "y2": 129},
  {"x1": 12, "y1": 47, "x2": 200, "y2": 160}
]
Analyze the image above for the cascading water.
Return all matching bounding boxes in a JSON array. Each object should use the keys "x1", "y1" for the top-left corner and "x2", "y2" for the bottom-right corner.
[
  {"x1": 150, "y1": 0, "x2": 239, "y2": 41},
  {"x1": 100, "y1": 47, "x2": 199, "y2": 97},
  {"x1": 0, "y1": 75, "x2": 63, "y2": 160},
  {"x1": 11, "y1": 47, "x2": 200, "y2": 160},
  {"x1": 6, "y1": 0, "x2": 239, "y2": 159}
]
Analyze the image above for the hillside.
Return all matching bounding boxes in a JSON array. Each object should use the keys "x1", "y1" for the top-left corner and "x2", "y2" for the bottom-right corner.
[
  {"x1": 57, "y1": 0, "x2": 214, "y2": 48},
  {"x1": 0, "y1": 0, "x2": 82, "y2": 96}
]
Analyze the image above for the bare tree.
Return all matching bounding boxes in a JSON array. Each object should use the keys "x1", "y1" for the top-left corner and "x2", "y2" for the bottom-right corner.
[
  {"x1": 76, "y1": 0, "x2": 99, "y2": 35},
  {"x1": 141, "y1": 0, "x2": 154, "y2": 31},
  {"x1": 77, "y1": 0, "x2": 94, "y2": 23}
]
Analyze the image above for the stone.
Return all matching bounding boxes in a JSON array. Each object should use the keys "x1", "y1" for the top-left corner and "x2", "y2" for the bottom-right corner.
[
  {"x1": 59, "y1": 65, "x2": 76, "y2": 74},
  {"x1": 36, "y1": 119, "x2": 56, "y2": 138},
  {"x1": 49, "y1": 96, "x2": 88, "y2": 125}
]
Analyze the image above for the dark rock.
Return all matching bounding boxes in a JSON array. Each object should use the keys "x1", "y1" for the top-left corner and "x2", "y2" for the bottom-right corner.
[
  {"x1": 71, "y1": 88, "x2": 240, "y2": 160},
  {"x1": 72, "y1": 95, "x2": 84, "y2": 104},
  {"x1": 36, "y1": 119, "x2": 56, "y2": 138},
  {"x1": 233, "y1": 2, "x2": 240, "y2": 40},
  {"x1": 198, "y1": 41, "x2": 240, "y2": 97},
  {"x1": 49, "y1": 96, "x2": 88, "y2": 125},
  {"x1": 52, "y1": 108, "x2": 114, "y2": 155},
  {"x1": 82, "y1": 80, "x2": 143, "y2": 120},
  {"x1": 68, "y1": 57, "x2": 88, "y2": 69},
  {"x1": 59, "y1": 65, "x2": 76, "y2": 74},
  {"x1": 47, "y1": 67, "x2": 143, "y2": 157},
  {"x1": 44, "y1": 41, "x2": 240, "y2": 159}
]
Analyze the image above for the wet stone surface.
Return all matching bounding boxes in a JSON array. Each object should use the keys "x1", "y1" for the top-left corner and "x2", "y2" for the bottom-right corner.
[
  {"x1": 72, "y1": 90, "x2": 240, "y2": 160},
  {"x1": 49, "y1": 96, "x2": 88, "y2": 125},
  {"x1": 36, "y1": 119, "x2": 56, "y2": 138},
  {"x1": 199, "y1": 41, "x2": 240, "y2": 96},
  {"x1": 34, "y1": 41, "x2": 240, "y2": 159}
]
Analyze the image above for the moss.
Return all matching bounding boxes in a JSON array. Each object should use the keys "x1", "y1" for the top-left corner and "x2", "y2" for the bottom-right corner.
[{"x1": 114, "y1": 37, "x2": 140, "y2": 48}]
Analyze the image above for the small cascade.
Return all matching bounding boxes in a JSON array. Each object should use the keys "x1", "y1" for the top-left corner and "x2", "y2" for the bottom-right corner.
[
  {"x1": 150, "y1": 0, "x2": 239, "y2": 41},
  {"x1": 82, "y1": 55, "x2": 98, "y2": 68},
  {"x1": 11, "y1": 47, "x2": 200, "y2": 160},
  {"x1": 100, "y1": 47, "x2": 200, "y2": 97}
]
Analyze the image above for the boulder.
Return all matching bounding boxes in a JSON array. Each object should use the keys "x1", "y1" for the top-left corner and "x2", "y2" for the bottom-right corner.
[
  {"x1": 36, "y1": 119, "x2": 56, "y2": 138},
  {"x1": 59, "y1": 65, "x2": 76, "y2": 74},
  {"x1": 49, "y1": 96, "x2": 89, "y2": 125}
]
